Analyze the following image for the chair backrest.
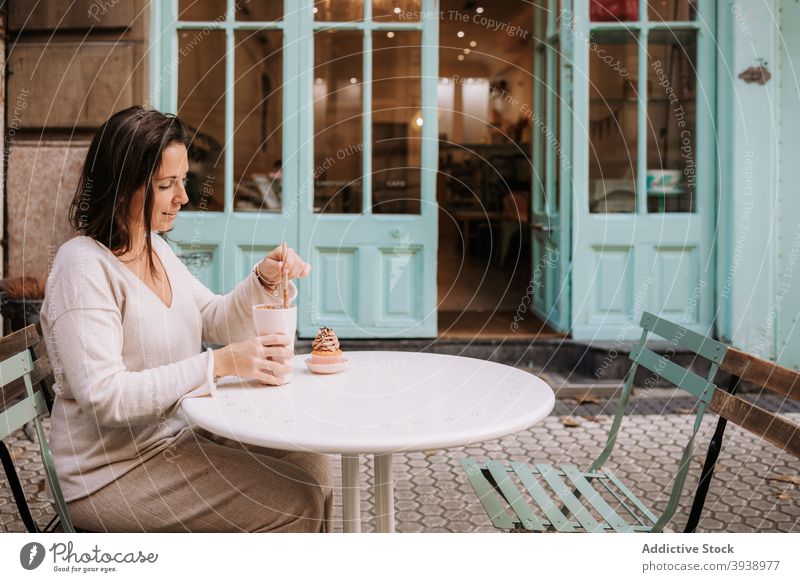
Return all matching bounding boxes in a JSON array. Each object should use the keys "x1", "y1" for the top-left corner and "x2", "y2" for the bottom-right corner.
[
  {"x1": 710, "y1": 347, "x2": 800, "y2": 458},
  {"x1": 0, "y1": 324, "x2": 74, "y2": 532},
  {"x1": 0, "y1": 323, "x2": 56, "y2": 410},
  {"x1": 590, "y1": 311, "x2": 727, "y2": 531}
]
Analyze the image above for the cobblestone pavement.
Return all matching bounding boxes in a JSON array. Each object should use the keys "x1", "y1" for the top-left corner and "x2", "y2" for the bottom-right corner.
[{"x1": 2, "y1": 389, "x2": 798, "y2": 533}]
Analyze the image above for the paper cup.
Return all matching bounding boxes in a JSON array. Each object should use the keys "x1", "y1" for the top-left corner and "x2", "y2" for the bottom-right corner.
[{"x1": 252, "y1": 304, "x2": 297, "y2": 383}]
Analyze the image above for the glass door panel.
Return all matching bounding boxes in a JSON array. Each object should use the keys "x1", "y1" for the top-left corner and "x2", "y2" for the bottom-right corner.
[
  {"x1": 588, "y1": 28, "x2": 638, "y2": 213},
  {"x1": 178, "y1": 0, "x2": 226, "y2": 20},
  {"x1": 646, "y1": 28, "x2": 697, "y2": 213},
  {"x1": 372, "y1": 31, "x2": 422, "y2": 214},
  {"x1": 314, "y1": 2, "x2": 363, "y2": 22},
  {"x1": 649, "y1": 0, "x2": 698, "y2": 22},
  {"x1": 177, "y1": 29, "x2": 226, "y2": 211},
  {"x1": 235, "y1": 1, "x2": 282, "y2": 21},
  {"x1": 233, "y1": 30, "x2": 283, "y2": 212},
  {"x1": 373, "y1": 0, "x2": 421, "y2": 22},
  {"x1": 313, "y1": 30, "x2": 364, "y2": 214}
]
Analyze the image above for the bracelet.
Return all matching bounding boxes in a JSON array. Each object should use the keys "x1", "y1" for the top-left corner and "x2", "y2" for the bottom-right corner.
[{"x1": 253, "y1": 264, "x2": 278, "y2": 293}]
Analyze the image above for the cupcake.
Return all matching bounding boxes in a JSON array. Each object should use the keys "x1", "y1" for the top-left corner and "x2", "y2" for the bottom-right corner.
[{"x1": 310, "y1": 327, "x2": 345, "y2": 365}]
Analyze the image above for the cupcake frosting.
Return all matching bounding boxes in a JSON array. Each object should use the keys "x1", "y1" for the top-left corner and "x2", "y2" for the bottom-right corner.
[{"x1": 312, "y1": 327, "x2": 340, "y2": 353}]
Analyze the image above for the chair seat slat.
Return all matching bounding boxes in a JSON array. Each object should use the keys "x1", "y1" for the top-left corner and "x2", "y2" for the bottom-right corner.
[
  {"x1": 459, "y1": 459, "x2": 515, "y2": 529},
  {"x1": 595, "y1": 476, "x2": 647, "y2": 526},
  {"x1": 511, "y1": 462, "x2": 575, "y2": 532},
  {"x1": 601, "y1": 468, "x2": 659, "y2": 525},
  {"x1": 561, "y1": 464, "x2": 633, "y2": 533},
  {"x1": 485, "y1": 460, "x2": 545, "y2": 531},
  {"x1": 536, "y1": 463, "x2": 605, "y2": 532}
]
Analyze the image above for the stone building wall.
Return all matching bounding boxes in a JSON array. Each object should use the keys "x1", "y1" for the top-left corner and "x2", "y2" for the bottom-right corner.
[{"x1": 4, "y1": 0, "x2": 150, "y2": 281}]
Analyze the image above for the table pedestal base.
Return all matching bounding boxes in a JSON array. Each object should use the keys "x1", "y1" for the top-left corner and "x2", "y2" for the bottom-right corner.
[
  {"x1": 374, "y1": 453, "x2": 395, "y2": 533},
  {"x1": 341, "y1": 454, "x2": 361, "y2": 533},
  {"x1": 340, "y1": 453, "x2": 395, "y2": 533}
]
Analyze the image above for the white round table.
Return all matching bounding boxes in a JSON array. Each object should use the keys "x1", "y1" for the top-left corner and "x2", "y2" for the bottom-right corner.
[{"x1": 182, "y1": 351, "x2": 555, "y2": 532}]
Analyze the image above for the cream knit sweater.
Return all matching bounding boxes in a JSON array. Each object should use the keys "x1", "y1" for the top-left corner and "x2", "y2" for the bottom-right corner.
[{"x1": 40, "y1": 233, "x2": 296, "y2": 502}]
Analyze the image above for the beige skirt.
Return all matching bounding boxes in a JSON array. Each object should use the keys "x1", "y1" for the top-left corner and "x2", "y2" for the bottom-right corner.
[{"x1": 67, "y1": 428, "x2": 333, "y2": 533}]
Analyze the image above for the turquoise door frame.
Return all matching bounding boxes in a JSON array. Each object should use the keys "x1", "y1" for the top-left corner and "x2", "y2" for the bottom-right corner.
[
  {"x1": 569, "y1": 0, "x2": 717, "y2": 340},
  {"x1": 295, "y1": 0, "x2": 438, "y2": 338},
  {"x1": 531, "y1": 0, "x2": 573, "y2": 333},
  {"x1": 151, "y1": 0, "x2": 301, "y2": 296},
  {"x1": 151, "y1": 1, "x2": 439, "y2": 339}
]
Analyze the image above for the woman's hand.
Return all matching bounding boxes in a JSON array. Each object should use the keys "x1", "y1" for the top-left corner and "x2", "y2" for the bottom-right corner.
[
  {"x1": 213, "y1": 334, "x2": 293, "y2": 386},
  {"x1": 256, "y1": 245, "x2": 312, "y2": 287}
]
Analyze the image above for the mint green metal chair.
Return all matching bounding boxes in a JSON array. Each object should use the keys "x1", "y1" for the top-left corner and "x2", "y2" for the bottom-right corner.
[
  {"x1": 1, "y1": 324, "x2": 75, "y2": 532},
  {"x1": 460, "y1": 311, "x2": 727, "y2": 533}
]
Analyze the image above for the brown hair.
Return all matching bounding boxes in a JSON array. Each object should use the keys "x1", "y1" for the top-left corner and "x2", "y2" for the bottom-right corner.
[{"x1": 69, "y1": 106, "x2": 191, "y2": 277}]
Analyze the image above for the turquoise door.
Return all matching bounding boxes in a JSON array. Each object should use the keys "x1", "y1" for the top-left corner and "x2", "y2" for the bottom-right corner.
[
  {"x1": 296, "y1": 0, "x2": 439, "y2": 338},
  {"x1": 152, "y1": 1, "x2": 439, "y2": 339},
  {"x1": 151, "y1": 1, "x2": 300, "y2": 296},
  {"x1": 569, "y1": 0, "x2": 716, "y2": 339},
  {"x1": 531, "y1": 1, "x2": 573, "y2": 332}
]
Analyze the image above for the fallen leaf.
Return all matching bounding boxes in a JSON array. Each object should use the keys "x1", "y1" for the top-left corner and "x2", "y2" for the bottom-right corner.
[
  {"x1": 766, "y1": 474, "x2": 800, "y2": 486},
  {"x1": 775, "y1": 490, "x2": 793, "y2": 501},
  {"x1": 582, "y1": 415, "x2": 607, "y2": 424},
  {"x1": 561, "y1": 416, "x2": 581, "y2": 428},
  {"x1": 572, "y1": 393, "x2": 602, "y2": 405},
  {"x1": 38, "y1": 479, "x2": 46, "y2": 493},
  {"x1": 674, "y1": 408, "x2": 695, "y2": 415}
]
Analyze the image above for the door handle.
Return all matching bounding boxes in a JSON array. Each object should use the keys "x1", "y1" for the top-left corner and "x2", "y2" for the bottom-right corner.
[{"x1": 531, "y1": 222, "x2": 555, "y2": 233}]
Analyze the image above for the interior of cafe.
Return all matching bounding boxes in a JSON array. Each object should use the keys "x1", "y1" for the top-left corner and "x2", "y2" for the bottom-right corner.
[{"x1": 435, "y1": 0, "x2": 551, "y2": 339}]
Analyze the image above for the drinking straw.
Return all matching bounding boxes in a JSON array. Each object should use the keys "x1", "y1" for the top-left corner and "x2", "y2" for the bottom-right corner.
[{"x1": 281, "y1": 241, "x2": 289, "y2": 308}]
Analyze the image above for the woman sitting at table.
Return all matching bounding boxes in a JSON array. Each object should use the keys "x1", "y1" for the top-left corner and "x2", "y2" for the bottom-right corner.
[{"x1": 40, "y1": 106, "x2": 332, "y2": 533}]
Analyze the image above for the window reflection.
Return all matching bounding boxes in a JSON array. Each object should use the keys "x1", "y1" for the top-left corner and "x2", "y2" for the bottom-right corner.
[
  {"x1": 588, "y1": 30, "x2": 638, "y2": 213},
  {"x1": 314, "y1": 1, "x2": 363, "y2": 22},
  {"x1": 373, "y1": 0, "x2": 421, "y2": 22},
  {"x1": 372, "y1": 31, "x2": 422, "y2": 214},
  {"x1": 178, "y1": 0, "x2": 226, "y2": 21},
  {"x1": 233, "y1": 30, "x2": 283, "y2": 212},
  {"x1": 178, "y1": 30, "x2": 226, "y2": 211},
  {"x1": 648, "y1": 0, "x2": 697, "y2": 22},
  {"x1": 646, "y1": 29, "x2": 697, "y2": 213},
  {"x1": 235, "y1": 1, "x2": 281, "y2": 21},
  {"x1": 314, "y1": 31, "x2": 363, "y2": 214}
]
